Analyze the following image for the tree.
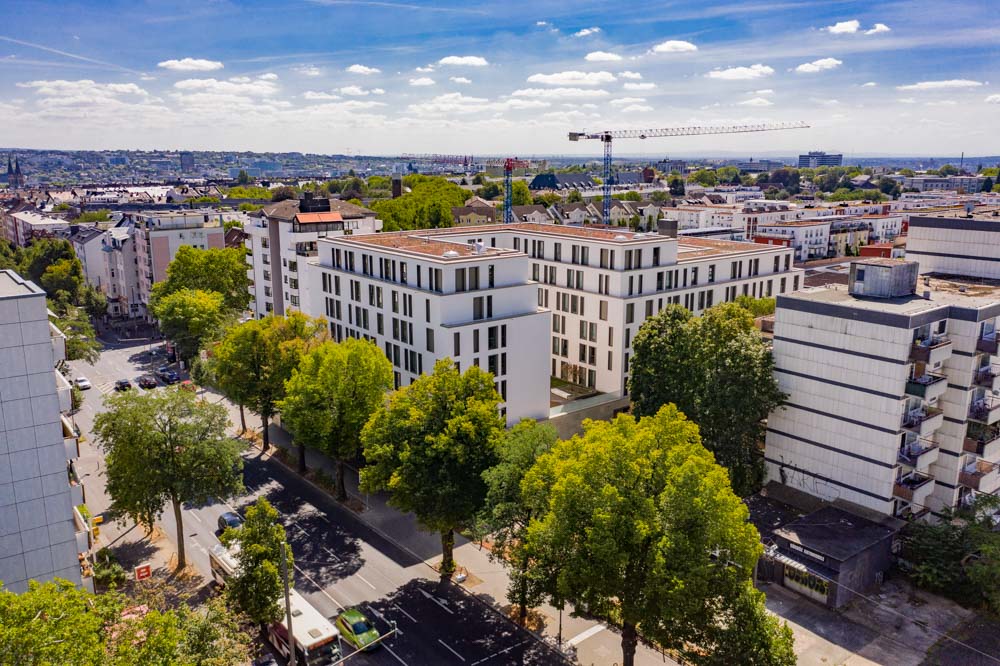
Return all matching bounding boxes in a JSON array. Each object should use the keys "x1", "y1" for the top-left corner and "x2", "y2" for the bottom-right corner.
[
  {"x1": 510, "y1": 180, "x2": 532, "y2": 206},
  {"x1": 40, "y1": 257, "x2": 84, "y2": 303},
  {"x1": 93, "y1": 389, "x2": 243, "y2": 570},
  {"x1": 649, "y1": 190, "x2": 669, "y2": 203},
  {"x1": 479, "y1": 420, "x2": 558, "y2": 624},
  {"x1": 371, "y1": 175, "x2": 468, "y2": 232},
  {"x1": 221, "y1": 497, "x2": 293, "y2": 627},
  {"x1": 271, "y1": 185, "x2": 297, "y2": 202},
  {"x1": 668, "y1": 175, "x2": 685, "y2": 196},
  {"x1": 75, "y1": 209, "x2": 112, "y2": 224},
  {"x1": 212, "y1": 313, "x2": 326, "y2": 452},
  {"x1": 520, "y1": 407, "x2": 794, "y2": 666},
  {"x1": 280, "y1": 338, "x2": 393, "y2": 485},
  {"x1": 55, "y1": 306, "x2": 102, "y2": 363},
  {"x1": 151, "y1": 245, "x2": 251, "y2": 313},
  {"x1": 566, "y1": 189, "x2": 583, "y2": 203},
  {"x1": 690, "y1": 169, "x2": 718, "y2": 187},
  {"x1": 629, "y1": 303, "x2": 785, "y2": 495},
  {"x1": 153, "y1": 288, "x2": 231, "y2": 362},
  {"x1": 476, "y1": 182, "x2": 502, "y2": 200},
  {"x1": 983, "y1": 177, "x2": 995, "y2": 193},
  {"x1": 938, "y1": 163, "x2": 959, "y2": 176},
  {"x1": 898, "y1": 168, "x2": 916, "y2": 177},
  {"x1": 79, "y1": 283, "x2": 108, "y2": 320},
  {"x1": 361, "y1": 360, "x2": 504, "y2": 576},
  {"x1": 472, "y1": 173, "x2": 487, "y2": 185},
  {"x1": 734, "y1": 294, "x2": 776, "y2": 317},
  {"x1": 236, "y1": 169, "x2": 251, "y2": 185}
]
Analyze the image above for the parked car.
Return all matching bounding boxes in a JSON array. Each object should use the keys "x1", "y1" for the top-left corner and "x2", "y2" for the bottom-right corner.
[
  {"x1": 156, "y1": 366, "x2": 180, "y2": 384},
  {"x1": 137, "y1": 375, "x2": 158, "y2": 389},
  {"x1": 114, "y1": 379, "x2": 132, "y2": 391},
  {"x1": 217, "y1": 512, "x2": 243, "y2": 533},
  {"x1": 74, "y1": 377, "x2": 92, "y2": 390},
  {"x1": 335, "y1": 609, "x2": 380, "y2": 652}
]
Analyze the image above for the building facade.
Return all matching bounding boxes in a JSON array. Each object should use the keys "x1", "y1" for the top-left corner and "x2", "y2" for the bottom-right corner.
[{"x1": 798, "y1": 152, "x2": 844, "y2": 168}]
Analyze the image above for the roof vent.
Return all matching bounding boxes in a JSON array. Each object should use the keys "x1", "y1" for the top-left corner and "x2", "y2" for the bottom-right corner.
[
  {"x1": 614, "y1": 234, "x2": 628, "y2": 241},
  {"x1": 923, "y1": 290, "x2": 931, "y2": 300},
  {"x1": 443, "y1": 250, "x2": 460, "y2": 258}
]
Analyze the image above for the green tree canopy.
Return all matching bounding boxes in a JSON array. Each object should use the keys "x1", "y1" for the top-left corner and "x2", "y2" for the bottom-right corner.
[
  {"x1": 371, "y1": 175, "x2": 468, "y2": 231},
  {"x1": 54, "y1": 305, "x2": 102, "y2": 364},
  {"x1": 280, "y1": 338, "x2": 393, "y2": 487},
  {"x1": 93, "y1": 389, "x2": 243, "y2": 569},
  {"x1": 566, "y1": 189, "x2": 583, "y2": 203},
  {"x1": 224, "y1": 185, "x2": 273, "y2": 200},
  {"x1": 221, "y1": 497, "x2": 294, "y2": 626},
  {"x1": 361, "y1": 360, "x2": 504, "y2": 575},
  {"x1": 151, "y1": 245, "x2": 252, "y2": 313},
  {"x1": 690, "y1": 169, "x2": 718, "y2": 187},
  {"x1": 75, "y1": 209, "x2": 112, "y2": 224},
  {"x1": 270, "y1": 185, "x2": 297, "y2": 202},
  {"x1": 629, "y1": 303, "x2": 785, "y2": 495},
  {"x1": 510, "y1": 180, "x2": 532, "y2": 206},
  {"x1": 236, "y1": 169, "x2": 251, "y2": 185},
  {"x1": 153, "y1": 288, "x2": 231, "y2": 362},
  {"x1": 937, "y1": 163, "x2": 959, "y2": 176},
  {"x1": 476, "y1": 182, "x2": 502, "y2": 200},
  {"x1": 668, "y1": 175, "x2": 685, "y2": 196},
  {"x1": 521, "y1": 407, "x2": 794, "y2": 666}
]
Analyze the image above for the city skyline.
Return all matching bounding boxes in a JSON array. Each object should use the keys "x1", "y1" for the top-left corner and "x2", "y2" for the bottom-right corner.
[{"x1": 1, "y1": 0, "x2": 997, "y2": 155}]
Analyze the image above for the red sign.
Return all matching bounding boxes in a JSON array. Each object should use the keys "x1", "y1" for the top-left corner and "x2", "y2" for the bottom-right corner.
[{"x1": 134, "y1": 564, "x2": 152, "y2": 581}]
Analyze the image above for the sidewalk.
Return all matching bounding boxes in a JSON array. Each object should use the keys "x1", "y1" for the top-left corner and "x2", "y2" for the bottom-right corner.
[{"x1": 262, "y1": 420, "x2": 678, "y2": 666}]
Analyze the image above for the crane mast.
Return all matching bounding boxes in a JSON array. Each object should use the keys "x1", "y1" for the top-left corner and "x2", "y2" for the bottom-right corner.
[
  {"x1": 568, "y1": 121, "x2": 809, "y2": 224},
  {"x1": 485, "y1": 157, "x2": 534, "y2": 224}
]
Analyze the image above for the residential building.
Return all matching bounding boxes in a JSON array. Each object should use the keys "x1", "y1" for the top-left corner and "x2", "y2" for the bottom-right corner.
[
  {"x1": 798, "y1": 151, "x2": 844, "y2": 168},
  {"x1": 906, "y1": 207, "x2": 1000, "y2": 278},
  {"x1": 528, "y1": 173, "x2": 597, "y2": 191},
  {"x1": 550, "y1": 202, "x2": 601, "y2": 225},
  {"x1": 66, "y1": 226, "x2": 106, "y2": 291},
  {"x1": 898, "y1": 176, "x2": 986, "y2": 193},
  {"x1": 3, "y1": 210, "x2": 70, "y2": 247},
  {"x1": 510, "y1": 205, "x2": 553, "y2": 224},
  {"x1": 451, "y1": 207, "x2": 497, "y2": 226},
  {"x1": 765, "y1": 258, "x2": 1000, "y2": 520},
  {"x1": 179, "y1": 151, "x2": 195, "y2": 173},
  {"x1": 737, "y1": 159, "x2": 784, "y2": 173},
  {"x1": 101, "y1": 225, "x2": 143, "y2": 319},
  {"x1": 756, "y1": 219, "x2": 831, "y2": 262},
  {"x1": 245, "y1": 195, "x2": 381, "y2": 318},
  {"x1": 0, "y1": 270, "x2": 89, "y2": 593},
  {"x1": 827, "y1": 219, "x2": 870, "y2": 257}
]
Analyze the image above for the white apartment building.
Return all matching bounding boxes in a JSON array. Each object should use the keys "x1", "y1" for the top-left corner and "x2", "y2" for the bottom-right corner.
[
  {"x1": 757, "y1": 219, "x2": 831, "y2": 262},
  {"x1": 302, "y1": 223, "x2": 801, "y2": 420},
  {"x1": 245, "y1": 195, "x2": 382, "y2": 318},
  {"x1": 101, "y1": 225, "x2": 144, "y2": 319},
  {"x1": 0, "y1": 270, "x2": 89, "y2": 592},
  {"x1": 304, "y1": 232, "x2": 551, "y2": 425},
  {"x1": 766, "y1": 258, "x2": 1000, "y2": 520},
  {"x1": 3, "y1": 210, "x2": 70, "y2": 247},
  {"x1": 66, "y1": 226, "x2": 106, "y2": 291},
  {"x1": 906, "y1": 207, "x2": 1000, "y2": 279},
  {"x1": 128, "y1": 210, "x2": 226, "y2": 313}
]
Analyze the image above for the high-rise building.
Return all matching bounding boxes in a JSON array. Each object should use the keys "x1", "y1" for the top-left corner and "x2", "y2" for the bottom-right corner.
[
  {"x1": 797, "y1": 151, "x2": 844, "y2": 168},
  {"x1": 0, "y1": 270, "x2": 89, "y2": 592},
  {"x1": 179, "y1": 151, "x2": 195, "y2": 173}
]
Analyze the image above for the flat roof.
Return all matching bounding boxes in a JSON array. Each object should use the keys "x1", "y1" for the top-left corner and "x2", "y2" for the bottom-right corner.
[
  {"x1": 788, "y1": 273, "x2": 1000, "y2": 315},
  {"x1": 676, "y1": 236, "x2": 787, "y2": 260},
  {"x1": 339, "y1": 233, "x2": 513, "y2": 260},
  {"x1": 775, "y1": 506, "x2": 895, "y2": 562},
  {"x1": 0, "y1": 269, "x2": 42, "y2": 298},
  {"x1": 910, "y1": 206, "x2": 1000, "y2": 222},
  {"x1": 295, "y1": 212, "x2": 343, "y2": 224}
]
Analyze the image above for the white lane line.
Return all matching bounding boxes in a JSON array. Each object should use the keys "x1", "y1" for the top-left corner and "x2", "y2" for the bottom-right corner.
[
  {"x1": 189, "y1": 512, "x2": 203, "y2": 524},
  {"x1": 437, "y1": 639, "x2": 466, "y2": 662},
  {"x1": 365, "y1": 604, "x2": 400, "y2": 635},
  {"x1": 318, "y1": 515, "x2": 331, "y2": 524},
  {"x1": 322, "y1": 546, "x2": 341, "y2": 562},
  {"x1": 470, "y1": 640, "x2": 528, "y2": 666},
  {"x1": 383, "y1": 644, "x2": 409, "y2": 666},
  {"x1": 295, "y1": 566, "x2": 346, "y2": 611},
  {"x1": 392, "y1": 603, "x2": 418, "y2": 623},
  {"x1": 356, "y1": 573, "x2": 377, "y2": 590},
  {"x1": 294, "y1": 524, "x2": 309, "y2": 538},
  {"x1": 418, "y1": 588, "x2": 454, "y2": 615},
  {"x1": 566, "y1": 623, "x2": 605, "y2": 646}
]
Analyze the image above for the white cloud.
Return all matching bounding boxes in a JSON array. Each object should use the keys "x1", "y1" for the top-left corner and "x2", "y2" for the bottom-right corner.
[
  {"x1": 408, "y1": 92, "x2": 550, "y2": 116},
  {"x1": 585, "y1": 51, "x2": 622, "y2": 62},
  {"x1": 824, "y1": 20, "x2": 860, "y2": 34},
  {"x1": 259, "y1": 73, "x2": 278, "y2": 81},
  {"x1": 619, "y1": 71, "x2": 643, "y2": 80},
  {"x1": 861, "y1": 81, "x2": 877, "y2": 87},
  {"x1": 865, "y1": 23, "x2": 891, "y2": 35},
  {"x1": 415, "y1": 65, "x2": 434, "y2": 73},
  {"x1": 926, "y1": 100, "x2": 957, "y2": 106},
  {"x1": 528, "y1": 70, "x2": 616, "y2": 85},
  {"x1": 897, "y1": 79, "x2": 983, "y2": 91},
  {"x1": 620, "y1": 104, "x2": 653, "y2": 113},
  {"x1": 339, "y1": 85, "x2": 369, "y2": 96},
  {"x1": 449, "y1": 76, "x2": 472, "y2": 84},
  {"x1": 739, "y1": 97, "x2": 774, "y2": 107},
  {"x1": 511, "y1": 87, "x2": 610, "y2": 99},
  {"x1": 897, "y1": 97, "x2": 917, "y2": 104},
  {"x1": 650, "y1": 40, "x2": 697, "y2": 54},
  {"x1": 409, "y1": 77, "x2": 436, "y2": 86},
  {"x1": 157, "y1": 57, "x2": 223, "y2": 72},
  {"x1": 438, "y1": 55, "x2": 489, "y2": 67},
  {"x1": 139, "y1": 74, "x2": 156, "y2": 81},
  {"x1": 372, "y1": 88, "x2": 385, "y2": 95},
  {"x1": 346, "y1": 64, "x2": 381, "y2": 75},
  {"x1": 18, "y1": 79, "x2": 149, "y2": 98},
  {"x1": 706, "y1": 64, "x2": 774, "y2": 80},
  {"x1": 752, "y1": 89, "x2": 774, "y2": 94},
  {"x1": 303, "y1": 91, "x2": 341, "y2": 101},
  {"x1": 623, "y1": 82, "x2": 656, "y2": 91},
  {"x1": 987, "y1": 94, "x2": 1000, "y2": 104},
  {"x1": 228, "y1": 76, "x2": 251, "y2": 83},
  {"x1": 535, "y1": 21, "x2": 548, "y2": 26},
  {"x1": 573, "y1": 27, "x2": 601, "y2": 37},
  {"x1": 579, "y1": 103, "x2": 598, "y2": 109},
  {"x1": 795, "y1": 57, "x2": 843, "y2": 73},
  {"x1": 173, "y1": 77, "x2": 278, "y2": 96},
  {"x1": 294, "y1": 65, "x2": 323, "y2": 77},
  {"x1": 610, "y1": 97, "x2": 646, "y2": 106}
]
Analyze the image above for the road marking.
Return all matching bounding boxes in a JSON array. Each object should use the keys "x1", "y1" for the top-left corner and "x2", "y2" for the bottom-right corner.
[
  {"x1": 364, "y1": 604, "x2": 400, "y2": 635},
  {"x1": 322, "y1": 546, "x2": 341, "y2": 562},
  {"x1": 189, "y1": 512, "x2": 203, "y2": 524},
  {"x1": 470, "y1": 640, "x2": 528, "y2": 665},
  {"x1": 419, "y1": 588, "x2": 454, "y2": 615},
  {"x1": 437, "y1": 639, "x2": 466, "y2": 662},
  {"x1": 383, "y1": 644, "x2": 409, "y2": 666},
  {"x1": 392, "y1": 603, "x2": 417, "y2": 623},
  {"x1": 318, "y1": 515, "x2": 331, "y2": 524},
  {"x1": 566, "y1": 624, "x2": 605, "y2": 646},
  {"x1": 295, "y1": 566, "x2": 346, "y2": 611},
  {"x1": 356, "y1": 573, "x2": 377, "y2": 590},
  {"x1": 294, "y1": 524, "x2": 309, "y2": 538}
]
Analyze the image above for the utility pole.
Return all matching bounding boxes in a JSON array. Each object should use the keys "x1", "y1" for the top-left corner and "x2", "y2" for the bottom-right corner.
[{"x1": 281, "y1": 545, "x2": 297, "y2": 666}]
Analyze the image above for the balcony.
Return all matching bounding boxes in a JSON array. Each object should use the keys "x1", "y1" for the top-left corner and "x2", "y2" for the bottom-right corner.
[
  {"x1": 902, "y1": 406, "x2": 945, "y2": 437},
  {"x1": 910, "y1": 336, "x2": 953, "y2": 365},
  {"x1": 61, "y1": 413, "x2": 79, "y2": 460},
  {"x1": 974, "y1": 366, "x2": 1000, "y2": 391},
  {"x1": 960, "y1": 460, "x2": 1000, "y2": 492},
  {"x1": 55, "y1": 369, "x2": 73, "y2": 414},
  {"x1": 49, "y1": 320, "x2": 66, "y2": 363},
  {"x1": 894, "y1": 471, "x2": 935, "y2": 506},
  {"x1": 905, "y1": 372, "x2": 948, "y2": 401},
  {"x1": 977, "y1": 334, "x2": 999, "y2": 355},
  {"x1": 898, "y1": 440, "x2": 940, "y2": 471},
  {"x1": 969, "y1": 396, "x2": 1000, "y2": 425}
]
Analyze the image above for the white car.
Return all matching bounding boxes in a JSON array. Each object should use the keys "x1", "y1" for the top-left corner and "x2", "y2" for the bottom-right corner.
[{"x1": 74, "y1": 377, "x2": 92, "y2": 390}]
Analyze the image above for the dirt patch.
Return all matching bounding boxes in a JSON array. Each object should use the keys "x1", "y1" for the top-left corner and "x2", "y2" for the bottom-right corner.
[
  {"x1": 501, "y1": 605, "x2": 547, "y2": 632},
  {"x1": 921, "y1": 614, "x2": 1000, "y2": 666}
]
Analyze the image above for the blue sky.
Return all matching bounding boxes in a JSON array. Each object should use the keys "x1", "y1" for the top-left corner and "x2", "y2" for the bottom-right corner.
[{"x1": 1, "y1": 0, "x2": 997, "y2": 156}]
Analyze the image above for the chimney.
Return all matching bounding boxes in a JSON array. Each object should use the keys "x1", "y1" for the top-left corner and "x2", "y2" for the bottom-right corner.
[{"x1": 657, "y1": 219, "x2": 678, "y2": 238}]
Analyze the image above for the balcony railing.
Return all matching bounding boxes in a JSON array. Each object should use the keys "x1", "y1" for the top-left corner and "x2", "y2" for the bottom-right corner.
[
  {"x1": 960, "y1": 460, "x2": 1000, "y2": 490},
  {"x1": 894, "y1": 472, "x2": 934, "y2": 502},
  {"x1": 969, "y1": 396, "x2": 1000, "y2": 424},
  {"x1": 975, "y1": 366, "x2": 1000, "y2": 390},
  {"x1": 902, "y1": 406, "x2": 944, "y2": 431},
  {"x1": 898, "y1": 439, "x2": 939, "y2": 469},
  {"x1": 977, "y1": 334, "x2": 999, "y2": 355},
  {"x1": 905, "y1": 372, "x2": 947, "y2": 398},
  {"x1": 910, "y1": 336, "x2": 952, "y2": 363}
]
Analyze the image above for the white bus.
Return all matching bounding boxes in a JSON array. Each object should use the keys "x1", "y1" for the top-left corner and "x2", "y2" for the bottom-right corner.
[
  {"x1": 267, "y1": 588, "x2": 342, "y2": 665},
  {"x1": 209, "y1": 543, "x2": 240, "y2": 586}
]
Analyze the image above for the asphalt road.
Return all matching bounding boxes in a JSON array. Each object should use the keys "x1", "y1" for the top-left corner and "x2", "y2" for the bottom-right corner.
[{"x1": 71, "y1": 337, "x2": 564, "y2": 666}]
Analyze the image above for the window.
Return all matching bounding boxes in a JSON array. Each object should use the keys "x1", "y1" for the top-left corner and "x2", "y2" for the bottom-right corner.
[
  {"x1": 488, "y1": 265, "x2": 495, "y2": 288},
  {"x1": 501, "y1": 325, "x2": 507, "y2": 347},
  {"x1": 474, "y1": 329, "x2": 480, "y2": 353},
  {"x1": 626, "y1": 303, "x2": 635, "y2": 324},
  {"x1": 453, "y1": 332, "x2": 461, "y2": 356},
  {"x1": 473, "y1": 297, "x2": 484, "y2": 320},
  {"x1": 488, "y1": 326, "x2": 498, "y2": 350},
  {"x1": 426, "y1": 329, "x2": 434, "y2": 352},
  {"x1": 456, "y1": 268, "x2": 467, "y2": 292},
  {"x1": 599, "y1": 300, "x2": 608, "y2": 321}
]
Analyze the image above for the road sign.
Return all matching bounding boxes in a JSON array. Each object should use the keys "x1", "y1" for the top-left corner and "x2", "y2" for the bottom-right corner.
[{"x1": 135, "y1": 564, "x2": 152, "y2": 581}]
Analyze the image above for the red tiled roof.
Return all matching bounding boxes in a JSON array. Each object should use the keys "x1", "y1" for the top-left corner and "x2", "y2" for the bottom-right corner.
[{"x1": 295, "y1": 212, "x2": 343, "y2": 224}]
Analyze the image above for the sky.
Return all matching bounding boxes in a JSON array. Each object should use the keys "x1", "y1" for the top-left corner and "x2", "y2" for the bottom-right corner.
[{"x1": 0, "y1": 0, "x2": 998, "y2": 157}]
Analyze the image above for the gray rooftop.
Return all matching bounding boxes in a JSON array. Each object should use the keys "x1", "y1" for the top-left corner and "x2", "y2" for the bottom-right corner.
[
  {"x1": 775, "y1": 505, "x2": 895, "y2": 562},
  {"x1": 0, "y1": 269, "x2": 43, "y2": 298},
  {"x1": 788, "y1": 274, "x2": 1000, "y2": 316}
]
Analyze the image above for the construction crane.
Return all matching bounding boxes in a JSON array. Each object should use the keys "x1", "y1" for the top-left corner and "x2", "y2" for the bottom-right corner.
[
  {"x1": 568, "y1": 122, "x2": 809, "y2": 224},
  {"x1": 485, "y1": 157, "x2": 534, "y2": 224}
]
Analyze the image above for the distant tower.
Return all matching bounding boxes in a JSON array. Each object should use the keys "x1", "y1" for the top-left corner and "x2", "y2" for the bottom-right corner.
[
  {"x1": 5, "y1": 154, "x2": 12, "y2": 186},
  {"x1": 8, "y1": 155, "x2": 25, "y2": 188}
]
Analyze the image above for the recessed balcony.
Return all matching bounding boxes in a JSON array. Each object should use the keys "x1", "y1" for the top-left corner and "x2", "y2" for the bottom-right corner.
[
  {"x1": 910, "y1": 336, "x2": 952, "y2": 365},
  {"x1": 959, "y1": 460, "x2": 1000, "y2": 492},
  {"x1": 905, "y1": 372, "x2": 948, "y2": 401},
  {"x1": 969, "y1": 396, "x2": 1000, "y2": 425},
  {"x1": 976, "y1": 334, "x2": 998, "y2": 355},
  {"x1": 974, "y1": 367, "x2": 1000, "y2": 392},
  {"x1": 894, "y1": 471, "x2": 935, "y2": 506},
  {"x1": 898, "y1": 439, "x2": 940, "y2": 471},
  {"x1": 964, "y1": 423, "x2": 1000, "y2": 461},
  {"x1": 902, "y1": 406, "x2": 945, "y2": 437}
]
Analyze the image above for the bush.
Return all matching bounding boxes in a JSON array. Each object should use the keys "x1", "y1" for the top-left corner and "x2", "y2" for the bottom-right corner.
[{"x1": 93, "y1": 548, "x2": 127, "y2": 589}]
